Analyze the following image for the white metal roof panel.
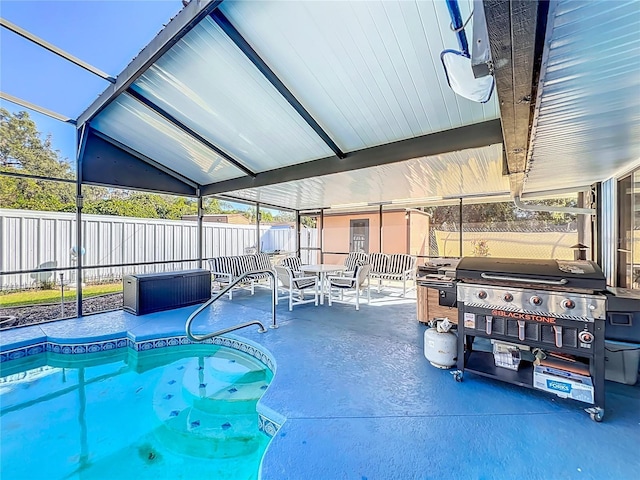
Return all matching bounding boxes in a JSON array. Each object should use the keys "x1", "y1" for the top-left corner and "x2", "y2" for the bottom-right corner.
[
  {"x1": 224, "y1": 144, "x2": 507, "y2": 210},
  {"x1": 220, "y1": 0, "x2": 500, "y2": 153},
  {"x1": 90, "y1": 94, "x2": 246, "y2": 185},
  {"x1": 524, "y1": 0, "x2": 640, "y2": 194},
  {"x1": 131, "y1": 16, "x2": 334, "y2": 173}
]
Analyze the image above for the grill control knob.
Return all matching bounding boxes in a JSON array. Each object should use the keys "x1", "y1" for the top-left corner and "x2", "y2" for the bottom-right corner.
[
  {"x1": 503, "y1": 293, "x2": 514, "y2": 302},
  {"x1": 562, "y1": 299, "x2": 576, "y2": 310},
  {"x1": 579, "y1": 331, "x2": 594, "y2": 344},
  {"x1": 477, "y1": 290, "x2": 487, "y2": 300},
  {"x1": 530, "y1": 296, "x2": 543, "y2": 306}
]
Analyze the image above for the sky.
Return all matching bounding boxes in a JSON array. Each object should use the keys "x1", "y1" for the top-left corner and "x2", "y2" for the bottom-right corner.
[{"x1": 0, "y1": 0, "x2": 185, "y2": 164}]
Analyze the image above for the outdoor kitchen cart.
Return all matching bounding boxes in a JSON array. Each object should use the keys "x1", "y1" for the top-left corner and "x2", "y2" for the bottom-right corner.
[{"x1": 453, "y1": 257, "x2": 607, "y2": 422}]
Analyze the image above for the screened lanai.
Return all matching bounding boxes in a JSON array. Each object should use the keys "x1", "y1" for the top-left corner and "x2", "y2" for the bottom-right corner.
[
  {"x1": 1, "y1": 3, "x2": 640, "y2": 477},
  {"x1": 2, "y1": 0, "x2": 640, "y2": 301}
]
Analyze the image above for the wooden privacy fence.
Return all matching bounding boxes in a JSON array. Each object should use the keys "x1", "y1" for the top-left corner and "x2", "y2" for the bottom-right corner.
[{"x1": 0, "y1": 209, "x2": 317, "y2": 291}]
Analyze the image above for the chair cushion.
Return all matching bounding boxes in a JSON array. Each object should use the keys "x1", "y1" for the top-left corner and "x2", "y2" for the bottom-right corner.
[
  {"x1": 210, "y1": 256, "x2": 239, "y2": 277},
  {"x1": 254, "y1": 253, "x2": 272, "y2": 271},
  {"x1": 344, "y1": 252, "x2": 369, "y2": 271},
  {"x1": 369, "y1": 253, "x2": 389, "y2": 274},
  {"x1": 388, "y1": 254, "x2": 413, "y2": 274},
  {"x1": 293, "y1": 277, "x2": 316, "y2": 290},
  {"x1": 329, "y1": 277, "x2": 356, "y2": 288},
  {"x1": 238, "y1": 255, "x2": 258, "y2": 274},
  {"x1": 281, "y1": 256, "x2": 302, "y2": 271}
]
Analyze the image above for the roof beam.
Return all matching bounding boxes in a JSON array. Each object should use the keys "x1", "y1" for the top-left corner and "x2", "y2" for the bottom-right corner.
[
  {"x1": 125, "y1": 88, "x2": 256, "y2": 177},
  {"x1": 482, "y1": 0, "x2": 548, "y2": 198},
  {"x1": 0, "y1": 17, "x2": 115, "y2": 83},
  {"x1": 77, "y1": 0, "x2": 223, "y2": 126},
  {"x1": 0, "y1": 91, "x2": 76, "y2": 124},
  {"x1": 201, "y1": 119, "x2": 503, "y2": 196},
  {"x1": 210, "y1": 9, "x2": 346, "y2": 160}
]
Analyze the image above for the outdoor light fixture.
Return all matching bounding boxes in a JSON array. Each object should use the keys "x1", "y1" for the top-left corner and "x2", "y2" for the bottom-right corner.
[
  {"x1": 391, "y1": 197, "x2": 442, "y2": 205},
  {"x1": 329, "y1": 202, "x2": 369, "y2": 209},
  {"x1": 441, "y1": 0, "x2": 494, "y2": 103}
]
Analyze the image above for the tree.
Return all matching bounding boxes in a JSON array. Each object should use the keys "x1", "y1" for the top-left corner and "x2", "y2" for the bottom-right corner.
[{"x1": 0, "y1": 108, "x2": 76, "y2": 211}]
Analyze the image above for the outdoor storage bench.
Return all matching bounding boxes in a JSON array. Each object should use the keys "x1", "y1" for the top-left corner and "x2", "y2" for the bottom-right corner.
[
  {"x1": 123, "y1": 269, "x2": 211, "y2": 315},
  {"x1": 208, "y1": 253, "x2": 274, "y2": 299}
]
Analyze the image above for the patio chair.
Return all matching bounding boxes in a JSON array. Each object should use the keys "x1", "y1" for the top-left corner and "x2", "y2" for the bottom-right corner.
[
  {"x1": 274, "y1": 265, "x2": 319, "y2": 311},
  {"x1": 279, "y1": 256, "x2": 303, "y2": 276},
  {"x1": 327, "y1": 264, "x2": 371, "y2": 310},
  {"x1": 30, "y1": 261, "x2": 57, "y2": 287},
  {"x1": 344, "y1": 252, "x2": 369, "y2": 274}
]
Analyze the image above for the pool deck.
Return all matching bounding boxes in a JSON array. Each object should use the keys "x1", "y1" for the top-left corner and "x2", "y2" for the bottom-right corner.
[{"x1": 1, "y1": 288, "x2": 639, "y2": 479}]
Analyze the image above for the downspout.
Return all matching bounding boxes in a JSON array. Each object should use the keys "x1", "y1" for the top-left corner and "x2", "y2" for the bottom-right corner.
[{"x1": 513, "y1": 196, "x2": 596, "y2": 215}]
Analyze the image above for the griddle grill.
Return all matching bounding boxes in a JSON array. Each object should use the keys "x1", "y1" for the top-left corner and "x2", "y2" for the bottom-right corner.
[
  {"x1": 455, "y1": 257, "x2": 606, "y2": 293},
  {"x1": 453, "y1": 257, "x2": 607, "y2": 422}
]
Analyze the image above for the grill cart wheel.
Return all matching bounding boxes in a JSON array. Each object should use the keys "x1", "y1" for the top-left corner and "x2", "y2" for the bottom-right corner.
[{"x1": 586, "y1": 407, "x2": 604, "y2": 422}]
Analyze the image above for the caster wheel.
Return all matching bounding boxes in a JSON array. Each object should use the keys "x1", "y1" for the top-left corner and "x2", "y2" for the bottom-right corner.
[
  {"x1": 586, "y1": 407, "x2": 604, "y2": 422},
  {"x1": 590, "y1": 411, "x2": 604, "y2": 422},
  {"x1": 452, "y1": 371, "x2": 463, "y2": 382}
]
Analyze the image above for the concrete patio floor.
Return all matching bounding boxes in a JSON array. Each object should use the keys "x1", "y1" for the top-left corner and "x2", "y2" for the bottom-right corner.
[{"x1": 1, "y1": 287, "x2": 639, "y2": 479}]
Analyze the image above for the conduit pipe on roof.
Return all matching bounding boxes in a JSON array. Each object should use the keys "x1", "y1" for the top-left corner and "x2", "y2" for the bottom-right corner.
[{"x1": 513, "y1": 196, "x2": 595, "y2": 215}]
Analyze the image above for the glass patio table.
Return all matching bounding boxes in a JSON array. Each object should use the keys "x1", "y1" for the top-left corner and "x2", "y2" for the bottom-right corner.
[{"x1": 300, "y1": 264, "x2": 348, "y2": 305}]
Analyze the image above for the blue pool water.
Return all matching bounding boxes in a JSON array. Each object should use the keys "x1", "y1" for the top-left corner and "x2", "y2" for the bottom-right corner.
[{"x1": 0, "y1": 345, "x2": 273, "y2": 479}]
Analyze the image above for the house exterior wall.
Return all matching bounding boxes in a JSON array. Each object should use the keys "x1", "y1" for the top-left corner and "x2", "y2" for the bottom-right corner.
[
  {"x1": 409, "y1": 211, "x2": 430, "y2": 256},
  {"x1": 322, "y1": 209, "x2": 430, "y2": 263}
]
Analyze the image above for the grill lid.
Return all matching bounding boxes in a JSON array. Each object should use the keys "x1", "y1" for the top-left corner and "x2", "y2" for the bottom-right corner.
[{"x1": 456, "y1": 257, "x2": 606, "y2": 292}]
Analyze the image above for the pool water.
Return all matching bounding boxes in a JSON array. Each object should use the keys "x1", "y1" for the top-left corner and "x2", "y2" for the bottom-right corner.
[{"x1": 0, "y1": 345, "x2": 273, "y2": 479}]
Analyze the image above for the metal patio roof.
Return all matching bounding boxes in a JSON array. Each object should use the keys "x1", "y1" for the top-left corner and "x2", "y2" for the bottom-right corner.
[{"x1": 73, "y1": 0, "x2": 640, "y2": 209}]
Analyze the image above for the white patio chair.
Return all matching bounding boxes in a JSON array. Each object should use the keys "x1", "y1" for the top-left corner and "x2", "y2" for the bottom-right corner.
[
  {"x1": 327, "y1": 264, "x2": 371, "y2": 310},
  {"x1": 344, "y1": 252, "x2": 369, "y2": 275},
  {"x1": 279, "y1": 256, "x2": 304, "y2": 277},
  {"x1": 30, "y1": 261, "x2": 57, "y2": 288},
  {"x1": 274, "y1": 265, "x2": 319, "y2": 311}
]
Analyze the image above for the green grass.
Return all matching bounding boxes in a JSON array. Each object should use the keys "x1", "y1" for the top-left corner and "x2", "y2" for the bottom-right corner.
[{"x1": 0, "y1": 283, "x2": 122, "y2": 308}]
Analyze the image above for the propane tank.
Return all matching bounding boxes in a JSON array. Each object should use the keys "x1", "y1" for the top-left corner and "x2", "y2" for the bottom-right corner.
[{"x1": 424, "y1": 318, "x2": 457, "y2": 369}]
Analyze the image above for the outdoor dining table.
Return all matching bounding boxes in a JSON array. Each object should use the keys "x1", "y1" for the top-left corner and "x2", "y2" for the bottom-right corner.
[{"x1": 300, "y1": 264, "x2": 347, "y2": 305}]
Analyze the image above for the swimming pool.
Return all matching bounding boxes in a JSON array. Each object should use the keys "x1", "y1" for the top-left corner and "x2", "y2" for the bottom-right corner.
[{"x1": 0, "y1": 344, "x2": 274, "y2": 479}]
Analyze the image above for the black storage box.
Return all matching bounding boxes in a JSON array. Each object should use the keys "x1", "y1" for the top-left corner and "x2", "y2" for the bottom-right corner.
[
  {"x1": 123, "y1": 269, "x2": 211, "y2": 315},
  {"x1": 606, "y1": 288, "x2": 640, "y2": 343}
]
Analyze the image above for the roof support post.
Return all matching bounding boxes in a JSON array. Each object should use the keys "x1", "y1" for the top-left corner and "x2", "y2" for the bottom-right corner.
[
  {"x1": 256, "y1": 202, "x2": 261, "y2": 254},
  {"x1": 210, "y1": 10, "x2": 345, "y2": 160},
  {"x1": 75, "y1": 125, "x2": 87, "y2": 319},
  {"x1": 197, "y1": 189, "x2": 204, "y2": 269}
]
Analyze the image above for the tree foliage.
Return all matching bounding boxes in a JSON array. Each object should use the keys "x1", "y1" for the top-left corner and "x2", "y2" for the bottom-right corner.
[{"x1": 426, "y1": 199, "x2": 577, "y2": 228}]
